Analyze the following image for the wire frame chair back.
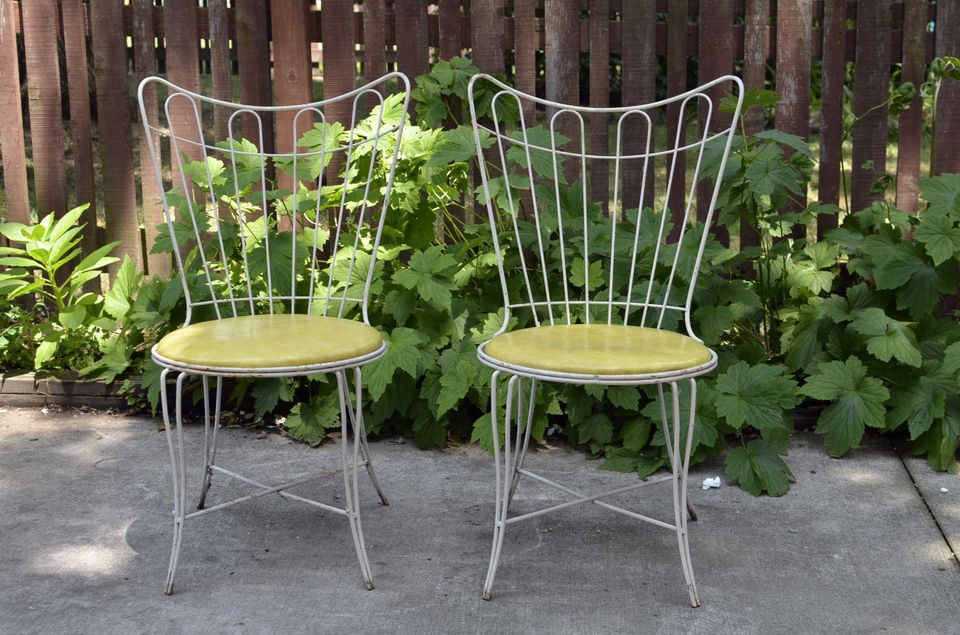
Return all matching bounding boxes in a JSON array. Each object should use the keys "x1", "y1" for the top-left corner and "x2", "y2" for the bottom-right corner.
[
  {"x1": 468, "y1": 74, "x2": 743, "y2": 340},
  {"x1": 140, "y1": 72, "x2": 411, "y2": 328}
]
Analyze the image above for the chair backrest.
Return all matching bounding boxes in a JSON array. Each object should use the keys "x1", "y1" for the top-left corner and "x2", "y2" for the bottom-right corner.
[
  {"x1": 139, "y1": 72, "x2": 411, "y2": 327},
  {"x1": 468, "y1": 74, "x2": 743, "y2": 340}
]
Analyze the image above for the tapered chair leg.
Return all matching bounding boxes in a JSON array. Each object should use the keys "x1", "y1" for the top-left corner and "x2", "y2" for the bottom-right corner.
[
  {"x1": 345, "y1": 367, "x2": 389, "y2": 506},
  {"x1": 196, "y1": 376, "x2": 223, "y2": 510},
  {"x1": 160, "y1": 370, "x2": 190, "y2": 595},
  {"x1": 660, "y1": 381, "x2": 701, "y2": 608},
  {"x1": 337, "y1": 370, "x2": 376, "y2": 590}
]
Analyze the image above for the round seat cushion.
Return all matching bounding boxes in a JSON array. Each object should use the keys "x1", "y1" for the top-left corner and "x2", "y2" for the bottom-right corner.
[
  {"x1": 482, "y1": 323, "x2": 714, "y2": 377},
  {"x1": 154, "y1": 314, "x2": 383, "y2": 371}
]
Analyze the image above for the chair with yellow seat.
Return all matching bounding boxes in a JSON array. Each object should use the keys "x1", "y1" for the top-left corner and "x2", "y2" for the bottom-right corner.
[
  {"x1": 468, "y1": 73, "x2": 743, "y2": 606},
  {"x1": 138, "y1": 72, "x2": 410, "y2": 594}
]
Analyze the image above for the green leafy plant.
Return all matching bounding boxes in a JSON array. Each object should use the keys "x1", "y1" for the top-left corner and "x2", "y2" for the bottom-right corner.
[{"x1": 0, "y1": 205, "x2": 119, "y2": 370}]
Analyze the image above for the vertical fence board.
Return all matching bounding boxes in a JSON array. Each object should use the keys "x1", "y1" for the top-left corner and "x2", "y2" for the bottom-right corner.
[
  {"x1": 472, "y1": 0, "x2": 505, "y2": 74},
  {"x1": 665, "y1": 0, "x2": 688, "y2": 228},
  {"x1": 818, "y1": 0, "x2": 845, "y2": 233},
  {"x1": 545, "y1": 0, "x2": 581, "y2": 184},
  {"x1": 895, "y1": 0, "x2": 927, "y2": 211},
  {"x1": 933, "y1": 0, "x2": 960, "y2": 175},
  {"x1": 272, "y1": 0, "x2": 312, "y2": 174},
  {"x1": 0, "y1": 0, "x2": 30, "y2": 224},
  {"x1": 61, "y1": 0, "x2": 96, "y2": 258},
  {"x1": 742, "y1": 0, "x2": 770, "y2": 135},
  {"x1": 90, "y1": 2, "x2": 139, "y2": 271},
  {"x1": 22, "y1": 0, "x2": 66, "y2": 218},
  {"x1": 775, "y1": 0, "x2": 811, "y2": 237},
  {"x1": 589, "y1": 0, "x2": 610, "y2": 212},
  {"x1": 209, "y1": 0, "x2": 231, "y2": 142},
  {"x1": 395, "y1": 0, "x2": 430, "y2": 82},
  {"x1": 236, "y1": 0, "x2": 272, "y2": 153},
  {"x1": 363, "y1": 0, "x2": 388, "y2": 81},
  {"x1": 163, "y1": 0, "x2": 202, "y2": 213},
  {"x1": 133, "y1": 0, "x2": 167, "y2": 277},
  {"x1": 620, "y1": 0, "x2": 657, "y2": 212},
  {"x1": 438, "y1": 0, "x2": 465, "y2": 60},
  {"x1": 851, "y1": 0, "x2": 892, "y2": 211},
  {"x1": 322, "y1": 0, "x2": 356, "y2": 127},
  {"x1": 698, "y1": 0, "x2": 735, "y2": 231},
  {"x1": 513, "y1": 0, "x2": 538, "y2": 112},
  {"x1": 742, "y1": 0, "x2": 771, "y2": 246}
]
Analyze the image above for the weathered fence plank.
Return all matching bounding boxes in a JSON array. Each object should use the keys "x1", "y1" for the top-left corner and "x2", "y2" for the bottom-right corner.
[
  {"x1": 321, "y1": 0, "x2": 356, "y2": 128},
  {"x1": 133, "y1": 0, "x2": 167, "y2": 277},
  {"x1": 21, "y1": 0, "x2": 66, "y2": 219},
  {"x1": 851, "y1": 0, "x2": 892, "y2": 211},
  {"x1": 363, "y1": 0, "x2": 388, "y2": 82},
  {"x1": 0, "y1": 0, "x2": 29, "y2": 225},
  {"x1": 896, "y1": 0, "x2": 927, "y2": 212},
  {"x1": 472, "y1": 0, "x2": 504, "y2": 74},
  {"x1": 818, "y1": 0, "x2": 845, "y2": 236},
  {"x1": 90, "y1": 1, "x2": 139, "y2": 272},
  {"x1": 933, "y1": 0, "x2": 960, "y2": 176},
  {"x1": 395, "y1": 0, "x2": 430, "y2": 82},
  {"x1": 620, "y1": 0, "x2": 657, "y2": 213},
  {"x1": 209, "y1": 0, "x2": 231, "y2": 142},
  {"x1": 61, "y1": 0, "x2": 95, "y2": 258},
  {"x1": 775, "y1": 0, "x2": 812, "y2": 236},
  {"x1": 589, "y1": 0, "x2": 611, "y2": 212}
]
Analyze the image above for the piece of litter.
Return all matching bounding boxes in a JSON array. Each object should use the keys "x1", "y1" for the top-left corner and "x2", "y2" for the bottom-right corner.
[
  {"x1": 701, "y1": 476, "x2": 721, "y2": 490},
  {"x1": 941, "y1": 487, "x2": 949, "y2": 493}
]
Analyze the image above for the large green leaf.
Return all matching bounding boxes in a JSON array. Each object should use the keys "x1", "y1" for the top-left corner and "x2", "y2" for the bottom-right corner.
[
  {"x1": 801, "y1": 357, "x2": 890, "y2": 456},
  {"x1": 365, "y1": 327, "x2": 427, "y2": 399},
  {"x1": 849, "y1": 308, "x2": 922, "y2": 367},
  {"x1": 715, "y1": 361, "x2": 800, "y2": 433},
  {"x1": 391, "y1": 246, "x2": 458, "y2": 311},
  {"x1": 724, "y1": 439, "x2": 795, "y2": 496},
  {"x1": 913, "y1": 213, "x2": 960, "y2": 266}
]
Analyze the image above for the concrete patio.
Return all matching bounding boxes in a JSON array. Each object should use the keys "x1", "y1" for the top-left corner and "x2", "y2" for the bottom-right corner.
[{"x1": 0, "y1": 405, "x2": 957, "y2": 634}]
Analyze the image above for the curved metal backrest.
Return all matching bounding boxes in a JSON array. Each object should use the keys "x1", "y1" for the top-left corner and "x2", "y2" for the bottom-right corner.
[
  {"x1": 468, "y1": 74, "x2": 743, "y2": 340},
  {"x1": 139, "y1": 72, "x2": 411, "y2": 327}
]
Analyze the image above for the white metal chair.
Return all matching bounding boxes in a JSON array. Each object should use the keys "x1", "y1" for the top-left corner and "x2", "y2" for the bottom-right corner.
[
  {"x1": 468, "y1": 73, "x2": 743, "y2": 606},
  {"x1": 138, "y1": 72, "x2": 410, "y2": 594}
]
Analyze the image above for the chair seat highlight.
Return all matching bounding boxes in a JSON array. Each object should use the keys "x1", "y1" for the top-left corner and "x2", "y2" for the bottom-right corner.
[
  {"x1": 481, "y1": 324, "x2": 714, "y2": 378},
  {"x1": 155, "y1": 314, "x2": 384, "y2": 372}
]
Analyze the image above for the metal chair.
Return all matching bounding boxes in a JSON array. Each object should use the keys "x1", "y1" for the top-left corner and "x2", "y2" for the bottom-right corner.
[
  {"x1": 138, "y1": 72, "x2": 411, "y2": 594},
  {"x1": 468, "y1": 73, "x2": 743, "y2": 606}
]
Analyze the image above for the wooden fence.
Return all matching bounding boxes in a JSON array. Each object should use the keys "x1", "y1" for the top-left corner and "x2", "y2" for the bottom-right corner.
[{"x1": 0, "y1": 0, "x2": 958, "y2": 278}]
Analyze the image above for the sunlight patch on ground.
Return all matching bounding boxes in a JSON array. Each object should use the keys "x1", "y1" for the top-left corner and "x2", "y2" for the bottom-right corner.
[{"x1": 32, "y1": 541, "x2": 134, "y2": 577}]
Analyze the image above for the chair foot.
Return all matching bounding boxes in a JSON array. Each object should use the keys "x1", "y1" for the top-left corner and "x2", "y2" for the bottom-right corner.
[
  {"x1": 481, "y1": 590, "x2": 492, "y2": 601},
  {"x1": 366, "y1": 581, "x2": 375, "y2": 591}
]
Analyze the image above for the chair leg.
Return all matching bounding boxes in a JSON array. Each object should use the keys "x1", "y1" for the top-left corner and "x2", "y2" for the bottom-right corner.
[
  {"x1": 344, "y1": 368, "x2": 389, "y2": 506},
  {"x1": 483, "y1": 372, "x2": 531, "y2": 600},
  {"x1": 507, "y1": 378, "x2": 537, "y2": 505},
  {"x1": 659, "y1": 381, "x2": 701, "y2": 608},
  {"x1": 196, "y1": 376, "x2": 223, "y2": 510},
  {"x1": 336, "y1": 369, "x2": 375, "y2": 590},
  {"x1": 159, "y1": 369, "x2": 190, "y2": 595}
]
